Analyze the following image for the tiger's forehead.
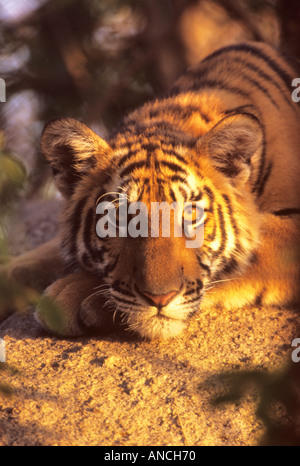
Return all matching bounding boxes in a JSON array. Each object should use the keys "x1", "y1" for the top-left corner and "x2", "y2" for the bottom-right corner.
[{"x1": 108, "y1": 137, "x2": 201, "y2": 203}]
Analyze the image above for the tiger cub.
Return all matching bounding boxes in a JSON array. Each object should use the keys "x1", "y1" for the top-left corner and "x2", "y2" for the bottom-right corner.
[{"x1": 4, "y1": 42, "x2": 300, "y2": 339}]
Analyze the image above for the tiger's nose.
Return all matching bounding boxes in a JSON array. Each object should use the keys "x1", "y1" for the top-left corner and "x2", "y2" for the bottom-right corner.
[{"x1": 141, "y1": 290, "x2": 179, "y2": 308}]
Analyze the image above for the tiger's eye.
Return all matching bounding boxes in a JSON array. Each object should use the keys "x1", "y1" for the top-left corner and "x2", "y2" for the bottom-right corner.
[{"x1": 183, "y1": 204, "x2": 203, "y2": 224}]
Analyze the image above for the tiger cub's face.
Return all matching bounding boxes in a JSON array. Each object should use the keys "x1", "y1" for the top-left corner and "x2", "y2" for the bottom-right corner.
[{"x1": 41, "y1": 114, "x2": 263, "y2": 339}]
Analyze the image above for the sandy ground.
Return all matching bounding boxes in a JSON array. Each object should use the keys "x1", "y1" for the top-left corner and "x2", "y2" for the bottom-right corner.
[
  {"x1": 0, "y1": 199, "x2": 299, "y2": 446},
  {"x1": 0, "y1": 304, "x2": 299, "y2": 446}
]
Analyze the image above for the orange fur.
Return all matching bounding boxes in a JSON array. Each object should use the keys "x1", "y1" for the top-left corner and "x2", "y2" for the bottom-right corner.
[{"x1": 3, "y1": 42, "x2": 300, "y2": 339}]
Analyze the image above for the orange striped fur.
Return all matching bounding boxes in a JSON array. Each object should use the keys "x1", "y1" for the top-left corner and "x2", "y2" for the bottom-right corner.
[{"x1": 5, "y1": 42, "x2": 300, "y2": 339}]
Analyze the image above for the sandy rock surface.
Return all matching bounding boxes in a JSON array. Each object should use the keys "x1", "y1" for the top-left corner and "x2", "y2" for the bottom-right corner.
[{"x1": 0, "y1": 303, "x2": 299, "y2": 446}]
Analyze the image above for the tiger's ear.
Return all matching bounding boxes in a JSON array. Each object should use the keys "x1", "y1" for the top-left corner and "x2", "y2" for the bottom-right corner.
[
  {"x1": 198, "y1": 113, "x2": 264, "y2": 185},
  {"x1": 41, "y1": 118, "x2": 111, "y2": 197}
]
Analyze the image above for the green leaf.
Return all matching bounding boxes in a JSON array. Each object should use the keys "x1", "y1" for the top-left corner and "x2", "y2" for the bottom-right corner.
[{"x1": 35, "y1": 295, "x2": 66, "y2": 334}]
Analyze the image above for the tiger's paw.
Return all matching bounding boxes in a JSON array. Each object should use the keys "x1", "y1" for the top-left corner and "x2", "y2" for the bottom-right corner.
[
  {"x1": 34, "y1": 271, "x2": 114, "y2": 336},
  {"x1": 80, "y1": 292, "x2": 118, "y2": 331}
]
